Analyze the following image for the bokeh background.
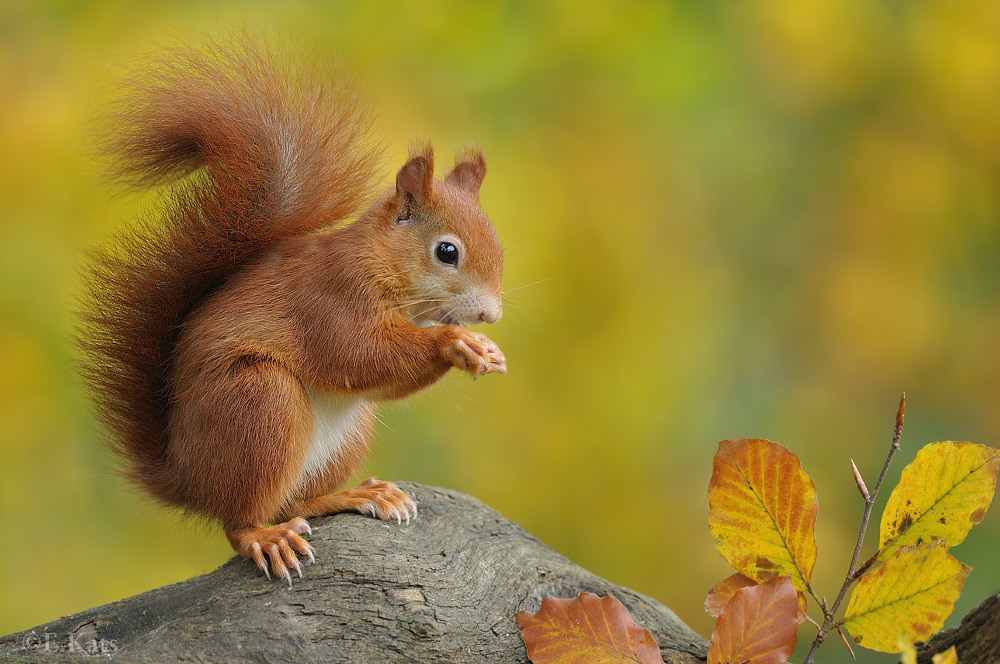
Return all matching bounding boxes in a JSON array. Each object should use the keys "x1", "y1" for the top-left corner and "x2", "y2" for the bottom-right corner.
[{"x1": 3, "y1": 2, "x2": 1000, "y2": 662}]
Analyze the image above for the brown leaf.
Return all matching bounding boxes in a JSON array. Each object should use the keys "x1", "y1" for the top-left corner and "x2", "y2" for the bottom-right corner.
[
  {"x1": 706, "y1": 573, "x2": 757, "y2": 618},
  {"x1": 708, "y1": 439, "x2": 818, "y2": 592},
  {"x1": 707, "y1": 576, "x2": 799, "y2": 664},
  {"x1": 707, "y1": 573, "x2": 809, "y2": 624},
  {"x1": 516, "y1": 592, "x2": 662, "y2": 664}
]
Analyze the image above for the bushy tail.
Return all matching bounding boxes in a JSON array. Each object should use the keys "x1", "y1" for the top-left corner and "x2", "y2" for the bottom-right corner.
[{"x1": 78, "y1": 33, "x2": 382, "y2": 505}]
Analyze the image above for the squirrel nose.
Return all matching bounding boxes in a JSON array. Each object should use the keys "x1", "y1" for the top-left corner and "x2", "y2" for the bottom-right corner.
[{"x1": 478, "y1": 300, "x2": 502, "y2": 324}]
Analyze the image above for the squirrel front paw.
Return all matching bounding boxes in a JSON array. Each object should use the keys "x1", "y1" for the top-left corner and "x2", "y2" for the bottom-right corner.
[{"x1": 442, "y1": 328, "x2": 507, "y2": 377}]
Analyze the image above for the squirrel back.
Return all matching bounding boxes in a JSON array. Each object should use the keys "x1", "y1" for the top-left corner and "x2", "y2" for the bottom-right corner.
[{"x1": 79, "y1": 34, "x2": 382, "y2": 505}]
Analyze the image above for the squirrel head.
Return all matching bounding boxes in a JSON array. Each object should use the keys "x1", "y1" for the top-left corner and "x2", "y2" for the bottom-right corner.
[{"x1": 380, "y1": 144, "x2": 503, "y2": 327}]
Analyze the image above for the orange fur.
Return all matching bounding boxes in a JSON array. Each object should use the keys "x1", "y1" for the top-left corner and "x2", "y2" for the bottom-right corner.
[{"x1": 78, "y1": 34, "x2": 505, "y2": 580}]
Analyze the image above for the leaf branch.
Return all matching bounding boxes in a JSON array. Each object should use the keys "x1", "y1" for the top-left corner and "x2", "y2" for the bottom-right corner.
[{"x1": 802, "y1": 393, "x2": 905, "y2": 664}]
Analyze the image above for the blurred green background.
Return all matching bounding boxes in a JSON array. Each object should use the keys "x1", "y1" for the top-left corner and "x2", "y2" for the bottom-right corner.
[{"x1": 2, "y1": 2, "x2": 1000, "y2": 662}]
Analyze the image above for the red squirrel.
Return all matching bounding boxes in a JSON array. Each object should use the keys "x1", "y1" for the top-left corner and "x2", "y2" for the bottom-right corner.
[{"x1": 79, "y1": 35, "x2": 506, "y2": 584}]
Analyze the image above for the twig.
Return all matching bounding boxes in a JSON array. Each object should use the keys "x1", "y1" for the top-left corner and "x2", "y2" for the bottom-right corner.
[{"x1": 802, "y1": 393, "x2": 905, "y2": 664}]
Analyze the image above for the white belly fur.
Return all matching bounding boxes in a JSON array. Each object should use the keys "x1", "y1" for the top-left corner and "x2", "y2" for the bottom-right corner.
[{"x1": 301, "y1": 387, "x2": 365, "y2": 485}]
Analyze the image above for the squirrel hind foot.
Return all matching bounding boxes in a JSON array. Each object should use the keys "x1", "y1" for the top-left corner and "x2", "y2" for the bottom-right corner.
[{"x1": 227, "y1": 518, "x2": 315, "y2": 586}]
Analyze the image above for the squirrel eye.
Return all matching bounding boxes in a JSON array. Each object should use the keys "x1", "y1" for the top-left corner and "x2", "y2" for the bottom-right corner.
[{"x1": 435, "y1": 241, "x2": 459, "y2": 266}]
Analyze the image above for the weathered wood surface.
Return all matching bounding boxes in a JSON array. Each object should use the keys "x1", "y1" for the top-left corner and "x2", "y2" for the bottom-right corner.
[
  {"x1": 0, "y1": 483, "x2": 709, "y2": 663},
  {"x1": 915, "y1": 591, "x2": 1000, "y2": 664}
]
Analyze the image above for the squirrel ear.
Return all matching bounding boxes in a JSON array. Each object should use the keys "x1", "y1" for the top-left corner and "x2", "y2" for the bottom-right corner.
[
  {"x1": 445, "y1": 147, "x2": 487, "y2": 197},
  {"x1": 396, "y1": 146, "x2": 435, "y2": 208}
]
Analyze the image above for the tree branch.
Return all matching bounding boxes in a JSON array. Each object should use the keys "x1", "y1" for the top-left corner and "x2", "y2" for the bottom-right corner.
[
  {"x1": 803, "y1": 393, "x2": 905, "y2": 663},
  {"x1": 0, "y1": 483, "x2": 708, "y2": 664}
]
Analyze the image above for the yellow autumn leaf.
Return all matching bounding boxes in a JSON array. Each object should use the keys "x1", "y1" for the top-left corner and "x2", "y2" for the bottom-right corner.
[
  {"x1": 897, "y1": 634, "x2": 917, "y2": 664},
  {"x1": 898, "y1": 637, "x2": 960, "y2": 664},
  {"x1": 708, "y1": 439, "x2": 818, "y2": 593},
  {"x1": 879, "y1": 441, "x2": 1000, "y2": 561},
  {"x1": 933, "y1": 646, "x2": 958, "y2": 664},
  {"x1": 843, "y1": 543, "x2": 970, "y2": 653}
]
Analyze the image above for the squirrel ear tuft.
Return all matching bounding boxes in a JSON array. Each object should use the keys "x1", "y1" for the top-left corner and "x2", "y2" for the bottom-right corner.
[
  {"x1": 445, "y1": 146, "x2": 487, "y2": 197},
  {"x1": 396, "y1": 144, "x2": 435, "y2": 206}
]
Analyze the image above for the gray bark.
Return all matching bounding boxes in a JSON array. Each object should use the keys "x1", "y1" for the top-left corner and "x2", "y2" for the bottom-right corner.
[{"x1": 0, "y1": 483, "x2": 709, "y2": 663}]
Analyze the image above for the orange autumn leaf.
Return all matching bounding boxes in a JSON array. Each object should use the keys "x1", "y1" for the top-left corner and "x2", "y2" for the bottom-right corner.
[
  {"x1": 878, "y1": 441, "x2": 1000, "y2": 561},
  {"x1": 516, "y1": 592, "x2": 662, "y2": 664},
  {"x1": 707, "y1": 573, "x2": 808, "y2": 623},
  {"x1": 706, "y1": 573, "x2": 757, "y2": 618},
  {"x1": 707, "y1": 576, "x2": 799, "y2": 664},
  {"x1": 708, "y1": 439, "x2": 818, "y2": 592},
  {"x1": 843, "y1": 542, "x2": 971, "y2": 653}
]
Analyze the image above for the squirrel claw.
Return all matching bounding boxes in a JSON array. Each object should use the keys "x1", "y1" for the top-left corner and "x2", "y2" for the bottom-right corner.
[
  {"x1": 349, "y1": 478, "x2": 417, "y2": 525},
  {"x1": 286, "y1": 516, "x2": 311, "y2": 536},
  {"x1": 250, "y1": 542, "x2": 270, "y2": 581},
  {"x1": 229, "y1": 517, "x2": 315, "y2": 584}
]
